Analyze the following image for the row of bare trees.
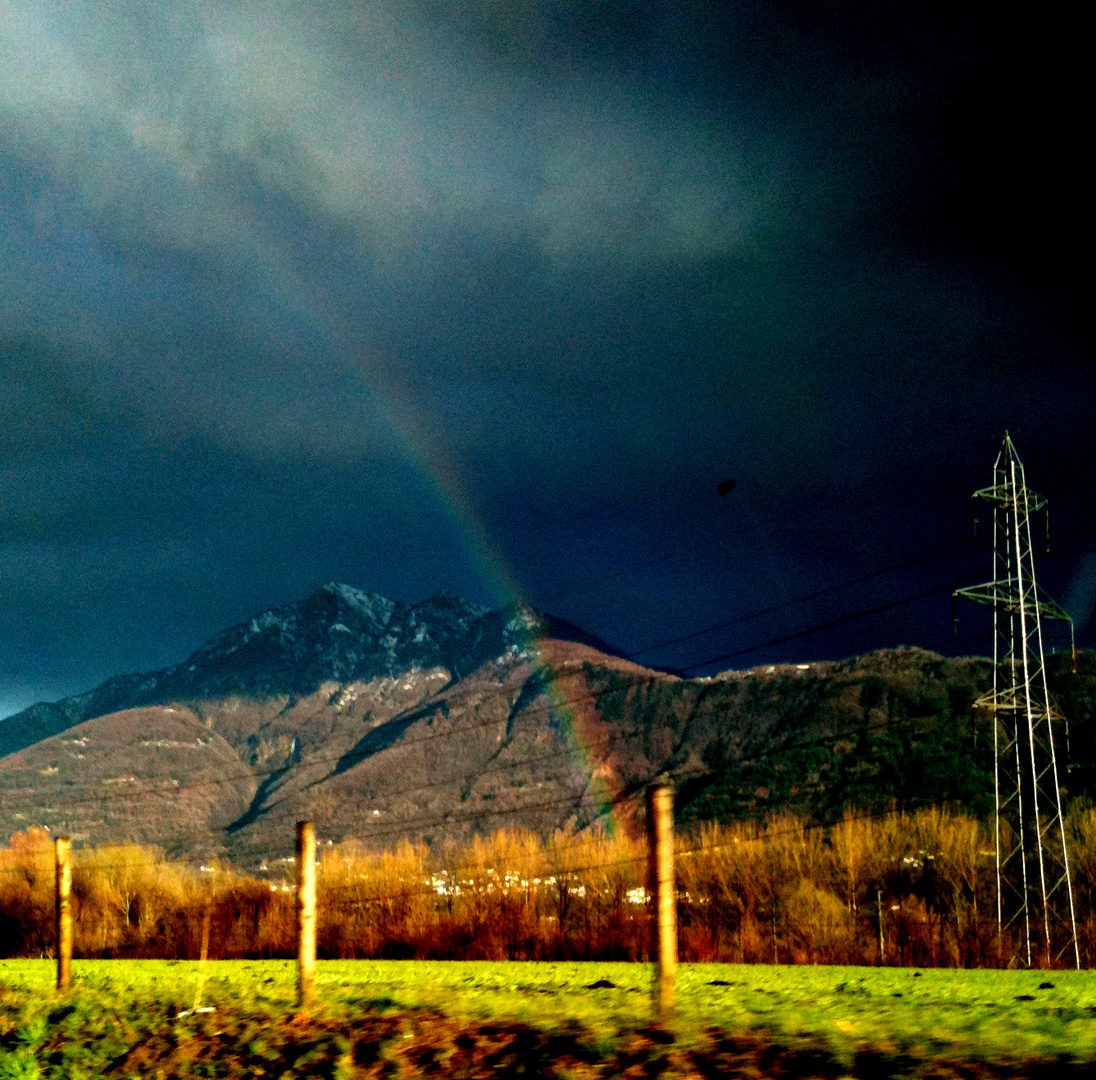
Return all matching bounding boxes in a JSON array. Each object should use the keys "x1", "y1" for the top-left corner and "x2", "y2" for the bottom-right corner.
[{"x1": 3, "y1": 804, "x2": 1096, "y2": 966}]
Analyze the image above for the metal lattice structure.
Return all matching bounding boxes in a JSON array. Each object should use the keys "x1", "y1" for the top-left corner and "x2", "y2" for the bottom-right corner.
[{"x1": 954, "y1": 433, "x2": 1079, "y2": 968}]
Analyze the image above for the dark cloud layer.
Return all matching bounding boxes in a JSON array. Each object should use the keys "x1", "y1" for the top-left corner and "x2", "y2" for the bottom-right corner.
[{"x1": 1, "y1": 1, "x2": 1091, "y2": 716}]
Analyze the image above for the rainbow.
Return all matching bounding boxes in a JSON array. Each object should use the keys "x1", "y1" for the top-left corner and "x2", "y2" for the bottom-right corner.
[{"x1": 335, "y1": 341, "x2": 624, "y2": 836}]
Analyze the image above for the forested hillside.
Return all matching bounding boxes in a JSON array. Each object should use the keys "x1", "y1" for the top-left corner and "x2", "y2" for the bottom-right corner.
[{"x1": 677, "y1": 648, "x2": 1096, "y2": 826}]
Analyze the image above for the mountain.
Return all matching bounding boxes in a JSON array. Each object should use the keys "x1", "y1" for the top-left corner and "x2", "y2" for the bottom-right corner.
[
  {"x1": 0, "y1": 583, "x2": 668, "y2": 860},
  {"x1": 1, "y1": 583, "x2": 1093, "y2": 865},
  {"x1": 1, "y1": 584, "x2": 501, "y2": 757}
]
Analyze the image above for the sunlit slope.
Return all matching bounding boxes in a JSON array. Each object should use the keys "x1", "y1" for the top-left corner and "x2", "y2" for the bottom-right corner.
[
  {"x1": 0, "y1": 707, "x2": 248, "y2": 853},
  {"x1": 2, "y1": 583, "x2": 1094, "y2": 860}
]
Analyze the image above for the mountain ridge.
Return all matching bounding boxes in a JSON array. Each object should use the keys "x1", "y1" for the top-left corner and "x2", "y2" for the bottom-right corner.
[
  {"x1": 2, "y1": 584, "x2": 1093, "y2": 864},
  {"x1": 0, "y1": 583, "x2": 626, "y2": 759}
]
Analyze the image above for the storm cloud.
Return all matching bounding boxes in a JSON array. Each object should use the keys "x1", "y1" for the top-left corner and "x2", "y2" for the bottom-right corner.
[{"x1": 1, "y1": 1, "x2": 1090, "y2": 715}]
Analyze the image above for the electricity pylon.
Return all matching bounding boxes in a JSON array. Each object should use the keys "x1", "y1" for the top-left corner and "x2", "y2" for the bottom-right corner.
[{"x1": 954, "y1": 433, "x2": 1078, "y2": 968}]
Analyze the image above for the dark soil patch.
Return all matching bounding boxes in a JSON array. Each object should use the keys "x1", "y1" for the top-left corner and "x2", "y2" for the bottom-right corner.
[{"x1": 57, "y1": 1007, "x2": 1095, "y2": 1079}]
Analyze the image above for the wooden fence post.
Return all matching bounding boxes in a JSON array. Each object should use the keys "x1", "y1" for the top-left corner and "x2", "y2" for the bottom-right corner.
[
  {"x1": 646, "y1": 780, "x2": 676, "y2": 1024},
  {"x1": 55, "y1": 837, "x2": 72, "y2": 991},
  {"x1": 296, "y1": 821, "x2": 316, "y2": 1008}
]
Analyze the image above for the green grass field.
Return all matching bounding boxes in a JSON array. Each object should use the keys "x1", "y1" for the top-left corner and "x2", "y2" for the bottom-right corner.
[{"x1": 2, "y1": 959, "x2": 1095, "y2": 1077}]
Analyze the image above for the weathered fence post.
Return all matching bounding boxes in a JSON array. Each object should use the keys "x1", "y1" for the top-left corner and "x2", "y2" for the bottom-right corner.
[
  {"x1": 646, "y1": 779, "x2": 676, "y2": 1024},
  {"x1": 296, "y1": 821, "x2": 316, "y2": 1008},
  {"x1": 55, "y1": 836, "x2": 72, "y2": 991}
]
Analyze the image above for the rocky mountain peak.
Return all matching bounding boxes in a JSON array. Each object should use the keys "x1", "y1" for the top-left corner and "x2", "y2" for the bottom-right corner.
[
  {"x1": 319, "y1": 582, "x2": 397, "y2": 629},
  {"x1": 0, "y1": 584, "x2": 626, "y2": 759},
  {"x1": 171, "y1": 584, "x2": 505, "y2": 697}
]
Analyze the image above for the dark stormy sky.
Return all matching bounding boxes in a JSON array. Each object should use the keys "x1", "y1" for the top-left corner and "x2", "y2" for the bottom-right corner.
[{"x1": 1, "y1": 1, "x2": 1092, "y2": 719}]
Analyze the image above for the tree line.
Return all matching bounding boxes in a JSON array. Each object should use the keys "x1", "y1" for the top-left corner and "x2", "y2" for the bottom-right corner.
[{"x1": 2, "y1": 804, "x2": 1095, "y2": 967}]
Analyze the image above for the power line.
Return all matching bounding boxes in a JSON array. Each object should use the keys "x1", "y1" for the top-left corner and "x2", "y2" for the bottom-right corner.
[
  {"x1": 629, "y1": 537, "x2": 980, "y2": 660},
  {"x1": 681, "y1": 579, "x2": 976, "y2": 672}
]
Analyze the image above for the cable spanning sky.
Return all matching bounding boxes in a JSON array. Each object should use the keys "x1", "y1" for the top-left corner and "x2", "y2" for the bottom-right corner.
[{"x1": 1, "y1": 1, "x2": 1091, "y2": 718}]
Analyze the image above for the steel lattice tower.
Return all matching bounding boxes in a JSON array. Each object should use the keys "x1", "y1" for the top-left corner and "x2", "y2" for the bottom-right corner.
[{"x1": 954, "y1": 433, "x2": 1078, "y2": 968}]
